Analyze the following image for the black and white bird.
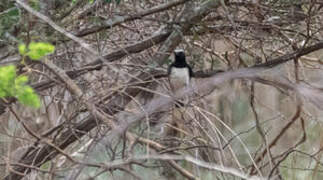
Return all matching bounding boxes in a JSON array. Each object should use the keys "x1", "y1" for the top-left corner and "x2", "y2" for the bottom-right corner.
[
  {"x1": 166, "y1": 49, "x2": 194, "y2": 138},
  {"x1": 168, "y1": 49, "x2": 194, "y2": 94}
]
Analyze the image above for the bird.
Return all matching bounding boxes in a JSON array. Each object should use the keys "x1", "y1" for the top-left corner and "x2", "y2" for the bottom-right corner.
[
  {"x1": 166, "y1": 49, "x2": 194, "y2": 138},
  {"x1": 168, "y1": 49, "x2": 194, "y2": 99}
]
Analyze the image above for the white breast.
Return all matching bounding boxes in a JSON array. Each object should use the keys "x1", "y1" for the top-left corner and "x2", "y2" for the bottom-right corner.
[{"x1": 170, "y1": 68, "x2": 190, "y2": 90}]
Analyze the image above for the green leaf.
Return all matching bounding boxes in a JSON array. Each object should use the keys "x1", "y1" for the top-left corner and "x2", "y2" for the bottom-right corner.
[
  {"x1": 0, "y1": 65, "x2": 40, "y2": 108},
  {"x1": 30, "y1": 0, "x2": 40, "y2": 10},
  {"x1": 7, "y1": 8, "x2": 19, "y2": 16},
  {"x1": 18, "y1": 44, "x2": 27, "y2": 55},
  {"x1": 16, "y1": 86, "x2": 40, "y2": 108},
  {"x1": 0, "y1": 89, "x2": 6, "y2": 97},
  {"x1": 27, "y1": 50, "x2": 43, "y2": 60},
  {"x1": 15, "y1": 75, "x2": 28, "y2": 87},
  {"x1": 27, "y1": 42, "x2": 55, "y2": 60},
  {"x1": 0, "y1": 6, "x2": 20, "y2": 38},
  {"x1": 0, "y1": 65, "x2": 16, "y2": 82},
  {"x1": 0, "y1": 65, "x2": 16, "y2": 97}
]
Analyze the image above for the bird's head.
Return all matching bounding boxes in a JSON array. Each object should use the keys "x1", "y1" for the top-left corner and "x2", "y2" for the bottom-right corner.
[{"x1": 174, "y1": 49, "x2": 186, "y2": 63}]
